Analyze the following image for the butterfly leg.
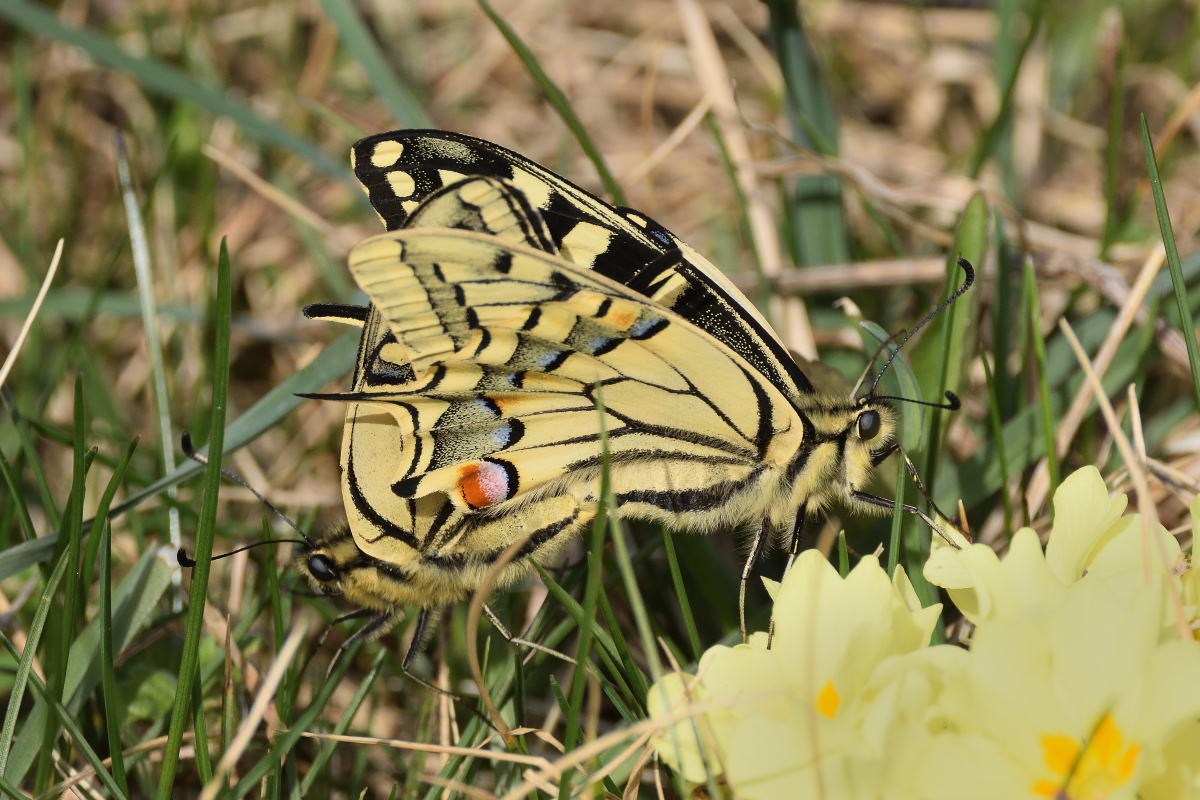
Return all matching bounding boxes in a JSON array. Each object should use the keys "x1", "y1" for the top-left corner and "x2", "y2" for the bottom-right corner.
[
  {"x1": 323, "y1": 609, "x2": 396, "y2": 680},
  {"x1": 738, "y1": 519, "x2": 770, "y2": 644},
  {"x1": 781, "y1": 510, "x2": 810, "y2": 580},
  {"x1": 482, "y1": 604, "x2": 576, "y2": 665},
  {"x1": 397, "y1": 608, "x2": 461, "y2": 697},
  {"x1": 317, "y1": 608, "x2": 375, "y2": 649}
]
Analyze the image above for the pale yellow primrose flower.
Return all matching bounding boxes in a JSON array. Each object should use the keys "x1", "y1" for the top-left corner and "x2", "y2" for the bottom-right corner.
[
  {"x1": 648, "y1": 550, "x2": 945, "y2": 797},
  {"x1": 917, "y1": 466, "x2": 1200, "y2": 799},
  {"x1": 925, "y1": 466, "x2": 1183, "y2": 627},
  {"x1": 911, "y1": 570, "x2": 1200, "y2": 799},
  {"x1": 650, "y1": 467, "x2": 1200, "y2": 798}
]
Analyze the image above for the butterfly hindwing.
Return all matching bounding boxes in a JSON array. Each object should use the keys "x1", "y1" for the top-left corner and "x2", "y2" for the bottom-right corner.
[{"x1": 351, "y1": 129, "x2": 814, "y2": 402}]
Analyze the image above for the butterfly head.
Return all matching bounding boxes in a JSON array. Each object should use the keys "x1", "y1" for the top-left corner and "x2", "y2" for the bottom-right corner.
[
  {"x1": 841, "y1": 395, "x2": 900, "y2": 510},
  {"x1": 295, "y1": 527, "x2": 427, "y2": 612}
]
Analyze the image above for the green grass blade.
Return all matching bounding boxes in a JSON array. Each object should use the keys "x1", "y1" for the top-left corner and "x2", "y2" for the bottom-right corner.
[
  {"x1": 1141, "y1": 114, "x2": 1200, "y2": 411},
  {"x1": 979, "y1": 349, "x2": 1014, "y2": 535},
  {"x1": 1025, "y1": 258, "x2": 1059, "y2": 497},
  {"x1": 476, "y1": 0, "x2": 625, "y2": 205},
  {"x1": 886, "y1": 457, "x2": 906, "y2": 577},
  {"x1": 35, "y1": 377, "x2": 90, "y2": 792},
  {"x1": 117, "y1": 136, "x2": 181, "y2": 556},
  {"x1": 859, "y1": 319, "x2": 924, "y2": 452},
  {"x1": 766, "y1": 0, "x2": 848, "y2": 265},
  {"x1": 968, "y1": 2, "x2": 1044, "y2": 181},
  {"x1": 298, "y1": 648, "x2": 387, "y2": 795},
  {"x1": 0, "y1": 634, "x2": 127, "y2": 799},
  {"x1": 661, "y1": 530, "x2": 702, "y2": 662},
  {"x1": 0, "y1": 331, "x2": 358, "y2": 581},
  {"x1": 318, "y1": 0, "x2": 431, "y2": 128},
  {"x1": 0, "y1": 551, "x2": 69, "y2": 778},
  {"x1": 97, "y1": 443, "x2": 138, "y2": 800},
  {"x1": 558, "y1": 406, "x2": 611, "y2": 798},
  {"x1": 0, "y1": 774, "x2": 30, "y2": 800},
  {"x1": 0, "y1": 0, "x2": 349, "y2": 182},
  {"x1": 156, "y1": 238, "x2": 232, "y2": 798},
  {"x1": 229, "y1": 642, "x2": 362, "y2": 798},
  {"x1": 4, "y1": 547, "x2": 175, "y2": 783},
  {"x1": 917, "y1": 192, "x2": 988, "y2": 489}
]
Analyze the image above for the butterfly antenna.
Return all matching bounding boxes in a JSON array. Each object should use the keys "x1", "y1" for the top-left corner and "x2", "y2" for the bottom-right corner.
[
  {"x1": 177, "y1": 538, "x2": 309, "y2": 568},
  {"x1": 874, "y1": 390, "x2": 962, "y2": 411},
  {"x1": 181, "y1": 431, "x2": 311, "y2": 543},
  {"x1": 850, "y1": 327, "x2": 906, "y2": 397},
  {"x1": 177, "y1": 431, "x2": 314, "y2": 567},
  {"x1": 866, "y1": 257, "x2": 974, "y2": 398}
]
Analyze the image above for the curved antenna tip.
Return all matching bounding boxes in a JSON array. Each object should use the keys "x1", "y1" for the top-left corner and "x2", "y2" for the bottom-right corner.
[
  {"x1": 177, "y1": 548, "x2": 197, "y2": 568},
  {"x1": 943, "y1": 391, "x2": 961, "y2": 411}
]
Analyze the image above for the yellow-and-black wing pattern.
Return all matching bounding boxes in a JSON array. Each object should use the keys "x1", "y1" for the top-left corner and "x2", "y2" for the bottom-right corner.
[
  {"x1": 350, "y1": 129, "x2": 814, "y2": 402},
  {"x1": 296, "y1": 135, "x2": 911, "y2": 647},
  {"x1": 338, "y1": 227, "x2": 803, "y2": 595},
  {"x1": 299, "y1": 176, "x2": 811, "y2": 611}
]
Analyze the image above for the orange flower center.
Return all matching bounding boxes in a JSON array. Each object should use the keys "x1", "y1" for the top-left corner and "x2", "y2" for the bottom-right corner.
[{"x1": 1031, "y1": 713, "x2": 1140, "y2": 799}]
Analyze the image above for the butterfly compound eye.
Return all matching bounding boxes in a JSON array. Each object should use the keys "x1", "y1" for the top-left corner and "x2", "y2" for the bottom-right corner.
[
  {"x1": 307, "y1": 554, "x2": 337, "y2": 582},
  {"x1": 857, "y1": 410, "x2": 882, "y2": 441}
]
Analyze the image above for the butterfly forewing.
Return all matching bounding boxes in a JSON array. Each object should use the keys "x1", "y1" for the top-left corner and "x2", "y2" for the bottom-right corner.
[{"x1": 351, "y1": 130, "x2": 814, "y2": 402}]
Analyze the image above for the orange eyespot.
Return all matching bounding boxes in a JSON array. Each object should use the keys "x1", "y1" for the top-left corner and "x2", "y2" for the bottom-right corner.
[{"x1": 457, "y1": 460, "x2": 514, "y2": 509}]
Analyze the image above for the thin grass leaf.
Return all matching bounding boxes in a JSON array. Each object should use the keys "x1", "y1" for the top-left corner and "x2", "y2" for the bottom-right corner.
[
  {"x1": 298, "y1": 648, "x2": 388, "y2": 795},
  {"x1": 0, "y1": 0, "x2": 350, "y2": 183},
  {"x1": 117, "y1": 135, "x2": 181, "y2": 556},
  {"x1": 0, "y1": 448, "x2": 36, "y2": 544},
  {"x1": 156, "y1": 239, "x2": 232, "y2": 798},
  {"x1": 558, "y1": 403, "x2": 612, "y2": 799},
  {"x1": 35, "y1": 377, "x2": 91, "y2": 792},
  {"x1": 607, "y1": 514, "x2": 662, "y2": 680},
  {"x1": 98, "y1": 439, "x2": 139, "y2": 798},
  {"x1": 991, "y1": 222, "x2": 1019, "y2": 420},
  {"x1": 1141, "y1": 114, "x2": 1200, "y2": 412},
  {"x1": 476, "y1": 0, "x2": 625, "y2": 205},
  {"x1": 703, "y1": 115, "x2": 769, "y2": 314},
  {"x1": 596, "y1": 586, "x2": 649, "y2": 705},
  {"x1": 192, "y1": 677, "x2": 213, "y2": 784},
  {"x1": 0, "y1": 634, "x2": 127, "y2": 799},
  {"x1": 968, "y1": 2, "x2": 1044, "y2": 180},
  {"x1": 766, "y1": 0, "x2": 848, "y2": 265},
  {"x1": 0, "y1": 331, "x2": 358, "y2": 581},
  {"x1": 532, "y1": 563, "x2": 634, "y2": 702},
  {"x1": 661, "y1": 530, "x2": 702, "y2": 662},
  {"x1": 319, "y1": 0, "x2": 430, "y2": 128},
  {"x1": 0, "y1": 774, "x2": 30, "y2": 800},
  {"x1": 4, "y1": 546, "x2": 175, "y2": 783},
  {"x1": 229, "y1": 640, "x2": 362, "y2": 799},
  {"x1": 0, "y1": 551, "x2": 69, "y2": 779},
  {"x1": 917, "y1": 192, "x2": 988, "y2": 489},
  {"x1": 886, "y1": 457, "x2": 906, "y2": 577},
  {"x1": 1025, "y1": 258, "x2": 1059, "y2": 497},
  {"x1": 979, "y1": 350, "x2": 1014, "y2": 535}
]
